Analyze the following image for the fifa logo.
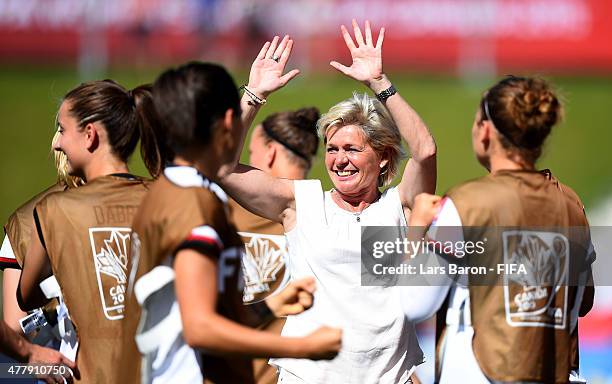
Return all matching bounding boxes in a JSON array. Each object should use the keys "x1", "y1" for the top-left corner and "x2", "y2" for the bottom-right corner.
[
  {"x1": 88, "y1": 227, "x2": 131, "y2": 320},
  {"x1": 502, "y1": 230, "x2": 569, "y2": 329},
  {"x1": 239, "y1": 232, "x2": 289, "y2": 303}
]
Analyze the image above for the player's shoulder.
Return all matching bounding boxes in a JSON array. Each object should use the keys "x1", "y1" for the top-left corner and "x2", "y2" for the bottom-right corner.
[
  {"x1": 15, "y1": 182, "x2": 66, "y2": 213},
  {"x1": 446, "y1": 175, "x2": 509, "y2": 203},
  {"x1": 544, "y1": 170, "x2": 586, "y2": 213},
  {"x1": 37, "y1": 188, "x2": 70, "y2": 211},
  {"x1": 445, "y1": 175, "x2": 521, "y2": 222},
  {"x1": 143, "y1": 167, "x2": 227, "y2": 219}
]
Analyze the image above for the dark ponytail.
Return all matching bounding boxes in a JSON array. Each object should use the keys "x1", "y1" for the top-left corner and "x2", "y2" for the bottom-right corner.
[
  {"x1": 131, "y1": 84, "x2": 166, "y2": 177},
  {"x1": 63, "y1": 80, "x2": 166, "y2": 177},
  {"x1": 152, "y1": 62, "x2": 240, "y2": 156}
]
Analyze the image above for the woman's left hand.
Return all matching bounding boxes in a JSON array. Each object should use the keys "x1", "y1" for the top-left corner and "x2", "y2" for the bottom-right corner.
[
  {"x1": 330, "y1": 19, "x2": 385, "y2": 87},
  {"x1": 247, "y1": 35, "x2": 301, "y2": 99}
]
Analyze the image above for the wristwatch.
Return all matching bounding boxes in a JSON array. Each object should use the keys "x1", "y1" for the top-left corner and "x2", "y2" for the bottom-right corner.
[{"x1": 375, "y1": 85, "x2": 397, "y2": 102}]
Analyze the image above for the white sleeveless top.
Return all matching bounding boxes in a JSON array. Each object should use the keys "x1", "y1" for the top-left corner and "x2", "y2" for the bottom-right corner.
[{"x1": 271, "y1": 180, "x2": 423, "y2": 384}]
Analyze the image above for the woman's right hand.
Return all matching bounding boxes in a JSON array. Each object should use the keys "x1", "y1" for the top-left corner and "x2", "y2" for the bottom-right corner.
[
  {"x1": 247, "y1": 35, "x2": 300, "y2": 99},
  {"x1": 28, "y1": 344, "x2": 79, "y2": 383},
  {"x1": 266, "y1": 276, "x2": 316, "y2": 317},
  {"x1": 302, "y1": 326, "x2": 342, "y2": 360}
]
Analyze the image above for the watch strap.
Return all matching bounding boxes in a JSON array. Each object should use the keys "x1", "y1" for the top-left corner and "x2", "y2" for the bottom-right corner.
[{"x1": 375, "y1": 85, "x2": 397, "y2": 102}]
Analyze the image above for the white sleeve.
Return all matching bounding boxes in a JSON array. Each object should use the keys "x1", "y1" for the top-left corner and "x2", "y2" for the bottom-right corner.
[
  {"x1": 399, "y1": 198, "x2": 463, "y2": 322},
  {"x1": 399, "y1": 284, "x2": 451, "y2": 323},
  {"x1": 428, "y1": 197, "x2": 464, "y2": 245},
  {"x1": 0, "y1": 234, "x2": 17, "y2": 261}
]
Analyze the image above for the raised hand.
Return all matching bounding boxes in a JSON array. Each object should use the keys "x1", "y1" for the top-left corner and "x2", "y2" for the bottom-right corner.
[
  {"x1": 247, "y1": 35, "x2": 300, "y2": 99},
  {"x1": 330, "y1": 20, "x2": 385, "y2": 87}
]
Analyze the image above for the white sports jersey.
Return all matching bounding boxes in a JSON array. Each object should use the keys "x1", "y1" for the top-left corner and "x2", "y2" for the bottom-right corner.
[
  {"x1": 131, "y1": 166, "x2": 249, "y2": 384},
  {"x1": 0, "y1": 234, "x2": 17, "y2": 267},
  {"x1": 135, "y1": 265, "x2": 203, "y2": 384},
  {"x1": 1, "y1": 235, "x2": 76, "y2": 360},
  {"x1": 423, "y1": 198, "x2": 489, "y2": 384}
]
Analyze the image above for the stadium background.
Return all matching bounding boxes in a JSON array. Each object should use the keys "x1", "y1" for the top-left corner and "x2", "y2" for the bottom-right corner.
[{"x1": 0, "y1": 0, "x2": 610, "y2": 382}]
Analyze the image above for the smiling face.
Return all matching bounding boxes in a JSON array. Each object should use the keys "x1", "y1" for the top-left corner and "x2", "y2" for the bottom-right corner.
[
  {"x1": 324, "y1": 124, "x2": 386, "y2": 197},
  {"x1": 53, "y1": 100, "x2": 90, "y2": 178}
]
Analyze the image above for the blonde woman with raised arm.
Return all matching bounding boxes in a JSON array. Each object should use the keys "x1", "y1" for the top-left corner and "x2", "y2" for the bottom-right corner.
[{"x1": 220, "y1": 21, "x2": 437, "y2": 384}]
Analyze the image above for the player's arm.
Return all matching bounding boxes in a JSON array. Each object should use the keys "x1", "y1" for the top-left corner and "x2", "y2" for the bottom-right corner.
[
  {"x1": 17, "y1": 215, "x2": 53, "y2": 311},
  {"x1": 328, "y1": 20, "x2": 436, "y2": 210},
  {"x1": 219, "y1": 167, "x2": 295, "y2": 224},
  {"x1": 175, "y1": 247, "x2": 340, "y2": 359},
  {"x1": 3, "y1": 269, "x2": 27, "y2": 333},
  {"x1": 243, "y1": 277, "x2": 317, "y2": 328},
  {"x1": 399, "y1": 194, "x2": 455, "y2": 322},
  {"x1": 0, "y1": 318, "x2": 34, "y2": 362}
]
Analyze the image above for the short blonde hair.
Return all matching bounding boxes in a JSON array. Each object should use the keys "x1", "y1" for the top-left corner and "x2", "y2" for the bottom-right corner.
[
  {"x1": 51, "y1": 129, "x2": 84, "y2": 188},
  {"x1": 317, "y1": 92, "x2": 405, "y2": 187}
]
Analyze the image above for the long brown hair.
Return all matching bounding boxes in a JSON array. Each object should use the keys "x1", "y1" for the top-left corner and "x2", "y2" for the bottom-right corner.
[{"x1": 63, "y1": 80, "x2": 164, "y2": 177}]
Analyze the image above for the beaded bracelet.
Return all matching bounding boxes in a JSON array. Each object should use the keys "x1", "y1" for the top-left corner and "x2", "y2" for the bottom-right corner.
[{"x1": 240, "y1": 85, "x2": 267, "y2": 106}]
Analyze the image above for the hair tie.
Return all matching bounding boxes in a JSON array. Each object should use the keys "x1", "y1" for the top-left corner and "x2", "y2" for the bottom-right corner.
[
  {"x1": 127, "y1": 90, "x2": 135, "y2": 107},
  {"x1": 262, "y1": 123, "x2": 310, "y2": 163}
]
